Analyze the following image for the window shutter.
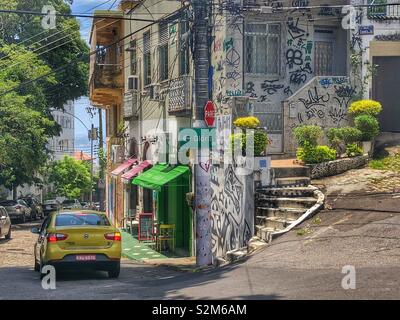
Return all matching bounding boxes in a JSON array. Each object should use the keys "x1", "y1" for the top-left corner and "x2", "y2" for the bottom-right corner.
[{"x1": 159, "y1": 23, "x2": 169, "y2": 45}]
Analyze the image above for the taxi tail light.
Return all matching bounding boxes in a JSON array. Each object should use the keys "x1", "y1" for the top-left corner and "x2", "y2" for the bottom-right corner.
[
  {"x1": 104, "y1": 232, "x2": 121, "y2": 241},
  {"x1": 47, "y1": 233, "x2": 68, "y2": 242}
]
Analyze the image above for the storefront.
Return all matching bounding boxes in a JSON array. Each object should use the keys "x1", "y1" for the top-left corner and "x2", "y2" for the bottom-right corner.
[{"x1": 132, "y1": 164, "x2": 193, "y2": 256}]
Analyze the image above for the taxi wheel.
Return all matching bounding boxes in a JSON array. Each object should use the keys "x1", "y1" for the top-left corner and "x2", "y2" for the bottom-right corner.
[
  {"x1": 39, "y1": 260, "x2": 45, "y2": 279},
  {"x1": 5, "y1": 227, "x2": 11, "y2": 240},
  {"x1": 108, "y1": 263, "x2": 120, "y2": 279},
  {"x1": 34, "y1": 255, "x2": 40, "y2": 272}
]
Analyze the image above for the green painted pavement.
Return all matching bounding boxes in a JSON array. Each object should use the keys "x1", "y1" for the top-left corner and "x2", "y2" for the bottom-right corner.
[{"x1": 121, "y1": 230, "x2": 181, "y2": 261}]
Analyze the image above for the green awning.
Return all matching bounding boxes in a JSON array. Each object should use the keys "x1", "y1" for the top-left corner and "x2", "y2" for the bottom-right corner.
[{"x1": 132, "y1": 164, "x2": 189, "y2": 191}]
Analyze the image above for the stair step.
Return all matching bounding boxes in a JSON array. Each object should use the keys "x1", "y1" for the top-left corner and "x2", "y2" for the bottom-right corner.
[
  {"x1": 256, "y1": 207, "x2": 306, "y2": 220},
  {"x1": 255, "y1": 225, "x2": 275, "y2": 241},
  {"x1": 256, "y1": 196, "x2": 317, "y2": 209},
  {"x1": 256, "y1": 216, "x2": 296, "y2": 230},
  {"x1": 270, "y1": 166, "x2": 310, "y2": 179},
  {"x1": 275, "y1": 177, "x2": 310, "y2": 187},
  {"x1": 256, "y1": 187, "x2": 315, "y2": 197}
]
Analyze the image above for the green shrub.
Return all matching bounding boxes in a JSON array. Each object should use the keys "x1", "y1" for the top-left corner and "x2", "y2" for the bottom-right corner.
[
  {"x1": 354, "y1": 114, "x2": 380, "y2": 141},
  {"x1": 293, "y1": 125, "x2": 323, "y2": 148},
  {"x1": 229, "y1": 129, "x2": 269, "y2": 156},
  {"x1": 348, "y1": 99, "x2": 382, "y2": 116},
  {"x1": 296, "y1": 144, "x2": 337, "y2": 164},
  {"x1": 340, "y1": 127, "x2": 362, "y2": 144},
  {"x1": 326, "y1": 128, "x2": 343, "y2": 151},
  {"x1": 346, "y1": 143, "x2": 363, "y2": 157}
]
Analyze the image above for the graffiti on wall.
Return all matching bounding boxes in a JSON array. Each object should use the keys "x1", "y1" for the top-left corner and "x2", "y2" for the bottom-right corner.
[
  {"x1": 289, "y1": 77, "x2": 356, "y2": 127},
  {"x1": 210, "y1": 164, "x2": 252, "y2": 258}
]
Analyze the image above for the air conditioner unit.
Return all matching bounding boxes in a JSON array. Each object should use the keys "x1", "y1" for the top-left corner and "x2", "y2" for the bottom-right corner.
[
  {"x1": 123, "y1": 92, "x2": 138, "y2": 119},
  {"x1": 111, "y1": 145, "x2": 124, "y2": 164},
  {"x1": 128, "y1": 75, "x2": 139, "y2": 91}
]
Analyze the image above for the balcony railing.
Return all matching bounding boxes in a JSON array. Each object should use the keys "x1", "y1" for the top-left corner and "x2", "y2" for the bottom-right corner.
[
  {"x1": 168, "y1": 75, "x2": 192, "y2": 115},
  {"x1": 367, "y1": 3, "x2": 400, "y2": 20},
  {"x1": 92, "y1": 63, "x2": 123, "y2": 89}
]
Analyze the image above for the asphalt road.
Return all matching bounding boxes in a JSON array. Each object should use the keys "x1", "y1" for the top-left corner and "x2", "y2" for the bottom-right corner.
[{"x1": 1, "y1": 192, "x2": 400, "y2": 300}]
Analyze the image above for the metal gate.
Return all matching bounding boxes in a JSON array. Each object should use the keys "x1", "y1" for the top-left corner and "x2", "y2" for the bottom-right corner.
[
  {"x1": 373, "y1": 56, "x2": 400, "y2": 132},
  {"x1": 253, "y1": 102, "x2": 283, "y2": 153}
]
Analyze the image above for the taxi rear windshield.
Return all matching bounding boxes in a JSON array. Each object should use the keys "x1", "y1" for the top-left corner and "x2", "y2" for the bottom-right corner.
[{"x1": 55, "y1": 213, "x2": 110, "y2": 226}]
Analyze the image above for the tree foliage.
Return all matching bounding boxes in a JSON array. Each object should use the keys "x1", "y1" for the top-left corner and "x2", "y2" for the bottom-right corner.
[
  {"x1": 48, "y1": 156, "x2": 91, "y2": 199},
  {"x1": 0, "y1": 0, "x2": 89, "y2": 108},
  {"x1": 0, "y1": 0, "x2": 89, "y2": 192}
]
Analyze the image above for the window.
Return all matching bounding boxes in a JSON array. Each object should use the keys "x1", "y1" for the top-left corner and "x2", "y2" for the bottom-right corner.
[
  {"x1": 130, "y1": 40, "x2": 137, "y2": 75},
  {"x1": 179, "y1": 17, "x2": 190, "y2": 75},
  {"x1": 143, "y1": 31, "x2": 151, "y2": 86},
  {"x1": 245, "y1": 23, "x2": 281, "y2": 75},
  {"x1": 55, "y1": 213, "x2": 110, "y2": 227},
  {"x1": 159, "y1": 23, "x2": 169, "y2": 81}
]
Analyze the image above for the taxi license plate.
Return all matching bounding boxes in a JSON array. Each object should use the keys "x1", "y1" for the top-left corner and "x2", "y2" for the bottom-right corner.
[{"x1": 76, "y1": 255, "x2": 96, "y2": 261}]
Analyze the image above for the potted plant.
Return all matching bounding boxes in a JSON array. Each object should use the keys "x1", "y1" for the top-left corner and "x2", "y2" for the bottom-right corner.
[
  {"x1": 348, "y1": 100, "x2": 382, "y2": 155},
  {"x1": 354, "y1": 114, "x2": 380, "y2": 155},
  {"x1": 230, "y1": 116, "x2": 270, "y2": 171}
]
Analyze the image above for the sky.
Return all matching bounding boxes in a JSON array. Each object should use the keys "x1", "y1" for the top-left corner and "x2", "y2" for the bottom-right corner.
[{"x1": 69, "y1": 1, "x2": 118, "y2": 154}]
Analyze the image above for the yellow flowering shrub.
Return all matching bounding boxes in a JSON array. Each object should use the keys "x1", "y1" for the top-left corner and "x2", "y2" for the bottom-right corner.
[
  {"x1": 233, "y1": 116, "x2": 261, "y2": 129},
  {"x1": 348, "y1": 100, "x2": 382, "y2": 116}
]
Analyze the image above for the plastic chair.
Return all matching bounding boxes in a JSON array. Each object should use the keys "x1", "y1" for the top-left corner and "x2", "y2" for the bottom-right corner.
[{"x1": 156, "y1": 224, "x2": 176, "y2": 252}]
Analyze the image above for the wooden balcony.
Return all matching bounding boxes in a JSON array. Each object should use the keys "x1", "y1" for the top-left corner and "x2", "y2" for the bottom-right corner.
[{"x1": 89, "y1": 11, "x2": 124, "y2": 108}]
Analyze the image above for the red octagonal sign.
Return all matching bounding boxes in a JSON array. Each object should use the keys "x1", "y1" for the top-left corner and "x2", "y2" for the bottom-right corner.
[{"x1": 204, "y1": 101, "x2": 216, "y2": 127}]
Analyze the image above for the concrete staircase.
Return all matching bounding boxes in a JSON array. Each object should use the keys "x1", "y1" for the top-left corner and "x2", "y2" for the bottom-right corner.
[{"x1": 255, "y1": 163, "x2": 324, "y2": 243}]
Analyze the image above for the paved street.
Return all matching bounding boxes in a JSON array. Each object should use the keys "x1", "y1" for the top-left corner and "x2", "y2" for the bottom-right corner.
[{"x1": 1, "y1": 186, "x2": 400, "y2": 300}]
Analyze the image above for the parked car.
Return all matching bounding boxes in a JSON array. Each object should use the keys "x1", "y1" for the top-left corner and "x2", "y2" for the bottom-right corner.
[
  {"x1": 80, "y1": 202, "x2": 91, "y2": 209},
  {"x1": 43, "y1": 200, "x2": 61, "y2": 216},
  {"x1": 31, "y1": 210, "x2": 121, "y2": 278},
  {"x1": 0, "y1": 200, "x2": 31, "y2": 223},
  {"x1": 94, "y1": 202, "x2": 100, "y2": 211},
  {"x1": 0, "y1": 206, "x2": 12, "y2": 240},
  {"x1": 20, "y1": 197, "x2": 44, "y2": 220},
  {"x1": 61, "y1": 199, "x2": 82, "y2": 210}
]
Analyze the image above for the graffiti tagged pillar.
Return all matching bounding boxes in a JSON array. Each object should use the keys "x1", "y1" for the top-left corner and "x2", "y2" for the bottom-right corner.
[{"x1": 195, "y1": 149, "x2": 212, "y2": 266}]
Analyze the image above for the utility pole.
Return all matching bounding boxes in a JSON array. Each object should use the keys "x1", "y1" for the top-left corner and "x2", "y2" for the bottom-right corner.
[
  {"x1": 193, "y1": 0, "x2": 212, "y2": 266},
  {"x1": 89, "y1": 124, "x2": 94, "y2": 206},
  {"x1": 98, "y1": 109, "x2": 105, "y2": 212}
]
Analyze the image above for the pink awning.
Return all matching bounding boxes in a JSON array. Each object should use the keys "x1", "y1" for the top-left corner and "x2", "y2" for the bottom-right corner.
[
  {"x1": 111, "y1": 158, "x2": 137, "y2": 176},
  {"x1": 122, "y1": 160, "x2": 152, "y2": 181}
]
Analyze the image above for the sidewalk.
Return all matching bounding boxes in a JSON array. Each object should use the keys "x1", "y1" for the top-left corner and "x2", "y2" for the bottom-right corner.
[{"x1": 121, "y1": 231, "x2": 196, "y2": 270}]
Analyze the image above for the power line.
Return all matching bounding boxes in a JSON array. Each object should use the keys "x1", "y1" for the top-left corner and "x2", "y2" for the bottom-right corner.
[
  {"x1": 0, "y1": 9, "x2": 156, "y2": 22},
  {"x1": 0, "y1": 5, "x2": 191, "y2": 97},
  {"x1": 0, "y1": 0, "x2": 114, "y2": 64}
]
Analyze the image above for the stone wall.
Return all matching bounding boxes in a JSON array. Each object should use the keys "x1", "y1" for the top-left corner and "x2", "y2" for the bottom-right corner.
[{"x1": 309, "y1": 155, "x2": 369, "y2": 179}]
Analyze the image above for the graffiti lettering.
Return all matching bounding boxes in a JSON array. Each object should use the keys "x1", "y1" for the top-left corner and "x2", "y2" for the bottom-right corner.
[
  {"x1": 334, "y1": 85, "x2": 356, "y2": 98},
  {"x1": 226, "y1": 70, "x2": 241, "y2": 81},
  {"x1": 289, "y1": 62, "x2": 312, "y2": 85},
  {"x1": 328, "y1": 107, "x2": 347, "y2": 124},
  {"x1": 223, "y1": 38, "x2": 234, "y2": 52},
  {"x1": 299, "y1": 87, "x2": 330, "y2": 109},
  {"x1": 261, "y1": 79, "x2": 284, "y2": 95},
  {"x1": 227, "y1": 89, "x2": 243, "y2": 97},
  {"x1": 225, "y1": 48, "x2": 241, "y2": 69},
  {"x1": 286, "y1": 49, "x2": 303, "y2": 69}
]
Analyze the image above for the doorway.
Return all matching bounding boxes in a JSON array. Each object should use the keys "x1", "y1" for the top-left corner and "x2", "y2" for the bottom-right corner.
[{"x1": 373, "y1": 56, "x2": 400, "y2": 132}]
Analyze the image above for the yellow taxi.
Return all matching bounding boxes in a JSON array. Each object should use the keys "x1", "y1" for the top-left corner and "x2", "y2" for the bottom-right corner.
[{"x1": 32, "y1": 210, "x2": 121, "y2": 278}]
